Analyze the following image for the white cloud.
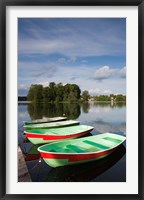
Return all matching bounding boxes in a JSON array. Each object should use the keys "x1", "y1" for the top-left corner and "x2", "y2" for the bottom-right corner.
[
  {"x1": 93, "y1": 66, "x2": 126, "y2": 81},
  {"x1": 119, "y1": 66, "x2": 126, "y2": 78},
  {"x1": 103, "y1": 89, "x2": 112, "y2": 95},
  {"x1": 19, "y1": 39, "x2": 74, "y2": 55},
  {"x1": 19, "y1": 18, "x2": 125, "y2": 43},
  {"x1": 69, "y1": 56, "x2": 77, "y2": 63},
  {"x1": 18, "y1": 60, "x2": 126, "y2": 96},
  {"x1": 32, "y1": 65, "x2": 57, "y2": 78},
  {"x1": 38, "y1": 81, "x2": 49, "y2": 87},
  {"x1": 57, "y1": 58, "x2": 67, "y2": 64},
  {"x1": 89, "y1": 88, "x2": 101, "y2": 95},
  {"x1": 94, "y1": 66, "x2": 115, "y2": 81},
  {"x1": 89, "y1": 88, "x2": 112, "y2": 96},
  {"x1": 19, "y1": 84, "x2": 29, "y2": 90},
  {"x1": 18, "y1": 26, "x2": 125, "y2": 57},
  {"x1": 81, "y1": 60, "x2": 88, "y2": 63},
  {"x1": 57, "y1": 56, "x2": 77, "y2": 65}
]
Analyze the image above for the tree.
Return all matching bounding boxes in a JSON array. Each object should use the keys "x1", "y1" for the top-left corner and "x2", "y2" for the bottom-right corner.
[
  {"x1": 49, "y1": 82, "x2": 56, "y2": 102},
  {"x1": 70, "y1": 84, "x2": 81, "y2": 100},
  {"x1": 27, "y1": 82, "x2": 81, "y2": 103},
  {"x1": 116, "y1": 94, "x2": 126, "y2": 101},
  {"x1": 43, "y1": 87, "x2": 51, "y2": 103},
  {"x1": 55, "y1": 83, "x2": 64, "y2": 102},
  {"x1": 27, "y1": 84, "x2": 43, "y2": 103},
  {"x1": 96, "y1": 95, "x2": 110, "y2": 101},
  {"x1": 82, "y1": 90, "x2": 90, "y2": 102},
  {"x1": 63, "y1": 84, "x2": 81, "y2": 102}
]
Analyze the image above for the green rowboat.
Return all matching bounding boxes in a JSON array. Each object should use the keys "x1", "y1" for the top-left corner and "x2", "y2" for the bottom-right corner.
[
  {"x1": 23, "y1": 116, "x2": 67, "y2": 125},
  {"x1": 46, "y1": 145, "x2": 126, "y2": 181},
  {"x1": 24, "y1": 120, "x2": 80, "y2": 130},
  {"x1": 24, "y1": 125, "x2": 94, "y2": 144},
  {"x1": 38, "y1": 133, "x2": 126, "y2": 167}
]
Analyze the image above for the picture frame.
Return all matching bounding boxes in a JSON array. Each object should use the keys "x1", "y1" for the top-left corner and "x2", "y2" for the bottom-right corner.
[{"x1": 0, "y1": 0, "x2": 144, "y2": 199}]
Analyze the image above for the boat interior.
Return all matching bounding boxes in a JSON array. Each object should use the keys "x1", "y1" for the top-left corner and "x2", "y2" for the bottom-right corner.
[{"x1": 38, "y1": 134, "x2": 125, "y2": 154}]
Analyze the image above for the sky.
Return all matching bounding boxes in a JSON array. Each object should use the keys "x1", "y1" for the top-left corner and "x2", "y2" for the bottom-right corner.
[{"x1": 18, "y1": 18, "x2": 126, "y2": 96}]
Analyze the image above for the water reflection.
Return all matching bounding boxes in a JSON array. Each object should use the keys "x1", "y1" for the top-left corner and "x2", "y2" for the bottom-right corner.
[
  {"x1": 22, "y1": 142, "x2": 125, "y2": 182},
  {"x1": 92, "y1": 120, "x2": 126, "y2": 135},
  {"x1": 77, "y1": 103, "x2": 126, "y2": 135},
  {"x1": 18, "y1": 102, "x2": 126, "y2": 182},
  {"x1": 93, "y1": 102, "x2": 126, "y2": 108},
  {"x1": 23, "y1": 144, "x2": 41, "y2": 161},
  {"x1": 27, "y1": 102, "x2": 126, "y2": 121},
  {"x1": 81, "y1": 102, "x2": 90, "y2": 113},
  {"x1": 27, "y1": 102, "x2": 81, "y2": 120}
]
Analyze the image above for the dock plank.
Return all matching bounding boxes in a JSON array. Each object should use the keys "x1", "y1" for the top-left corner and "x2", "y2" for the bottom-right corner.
[{"x1": 18, "y1": 146, "x2": 31, "y2": 182}]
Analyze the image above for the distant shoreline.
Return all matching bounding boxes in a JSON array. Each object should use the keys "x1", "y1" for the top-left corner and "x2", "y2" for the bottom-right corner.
[
  {"x1": 18, "y1": 99, "x2": 126, "y2": 103},
  {"x1": 18, "y1": 101, "x2": 31, "y2": 103}
]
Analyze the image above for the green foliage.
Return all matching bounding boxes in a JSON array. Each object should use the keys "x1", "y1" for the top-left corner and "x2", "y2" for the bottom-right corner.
[
  {"x1": 27, "y1": 82, "x2": 126, "y2": 103},
  {"x1": 115, "y1": 94, "x2": 126, "y2": 101},
  {"x1": 95, "y1": 95, "x2": 111, "y2": 101},
  {"x1": 95, "y1": 94, "x2": 126, "y2": 102},
  {"x1": 27, "y1": 84, "x2": 43, "y2": 103},
  {"x1": 27, "y1": 82, "x2": 81, "y2": 103},
  {"x1": 81, "y1": 90, "x2": 90, "y2": 102},
  {"x1": 43, "y1": 87, "x2": 51, "y2": 103}
]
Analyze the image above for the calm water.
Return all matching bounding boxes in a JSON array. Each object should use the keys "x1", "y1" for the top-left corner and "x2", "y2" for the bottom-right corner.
[{"x1": 18, "y1": 102, "x2": 126, "y2": 182}]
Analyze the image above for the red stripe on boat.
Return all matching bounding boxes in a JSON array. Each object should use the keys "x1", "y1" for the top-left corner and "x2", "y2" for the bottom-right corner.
[
  {"x1": 40, "y1": 148, "x2": 116, "y2": 162},
  {"x1": 25, "y1": 128, "x2": 93, "y2": 140}
]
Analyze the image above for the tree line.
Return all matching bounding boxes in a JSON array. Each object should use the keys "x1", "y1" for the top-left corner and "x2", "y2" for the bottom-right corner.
[
  {"x1": 93, "y1": 94, "x2": 126, "y2": 102},
  {"x1": 22, "y1": 82, "x2": 126, "y2": 103},
  {"x1": 27, "y1": 82, "x2": 81, "y2": 103}
]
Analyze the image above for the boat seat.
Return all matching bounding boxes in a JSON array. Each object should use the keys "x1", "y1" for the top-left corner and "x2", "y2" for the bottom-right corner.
[
  {"x1": 103, "y1": 137, "x2": 122, "y2": 144},
  {"x1": 66, "y1": 145, "x2": 85, "y2": 153},
  {"x1": 83, "y1": 140, "x2": 109, "y2": 150},
  {"x1": 49, "y1": 149, "x2": 58, "y2": 152}
]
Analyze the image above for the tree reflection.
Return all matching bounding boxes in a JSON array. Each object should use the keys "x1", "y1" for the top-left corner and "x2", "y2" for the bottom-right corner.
[
  {"x1": 63, "y1": 103, "x2": 81, "y2": 119},
  {"x1": 81, "y1": 103, "x2": 90, "y2": 113},
  {"x1": 94, "y1": 102, "x2": 126, "y2": 108},
  {"x1": 27, "y1": 102, "x2": 43, "y2": 120},
  {"x1": 27, "y1": 102, "x2": 125, "y2": 120},
  {"x1": 27, "y1": 102, "x2": 81, "y2": 120}
]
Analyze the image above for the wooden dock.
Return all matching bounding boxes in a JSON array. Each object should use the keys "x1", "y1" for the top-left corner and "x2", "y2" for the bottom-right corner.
[{"x1": 18, "y1": 146, "x2": 31, "y2": 182}]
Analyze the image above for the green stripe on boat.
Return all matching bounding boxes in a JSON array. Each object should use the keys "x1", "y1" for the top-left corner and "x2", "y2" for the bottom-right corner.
[
  {"x1": 83, "y1": 140, "x2": 109, "y2": 150},
  {"x1": 66, "y1": 145, "x2": 86, "y2": 153},
  {"x1": 103, "y1": 137, "x2": 122, "y2": 143}
]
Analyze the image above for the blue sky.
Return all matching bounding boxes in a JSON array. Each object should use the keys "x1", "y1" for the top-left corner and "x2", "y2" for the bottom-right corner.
[{"x1": 18, "y1": 18, "x2": 126, "y2": 96}]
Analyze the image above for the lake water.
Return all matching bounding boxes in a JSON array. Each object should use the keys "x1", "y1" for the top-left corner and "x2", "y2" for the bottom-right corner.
[{"x1": 18, "y1": 102, "x2": 126, "y2": 182}]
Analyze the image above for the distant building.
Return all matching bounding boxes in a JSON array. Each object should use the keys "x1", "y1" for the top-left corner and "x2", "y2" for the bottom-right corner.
[{"x1": 88, "y1": 97, "x2": 95, "y2": 102}]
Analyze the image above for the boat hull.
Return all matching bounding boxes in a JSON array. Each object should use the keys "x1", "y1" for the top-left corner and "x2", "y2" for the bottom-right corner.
[
  {"x1": 25, "y1": 126, "x2": 93, "y2": 145},
  {"x1": 38, "y1": 133, "x2": 126, "y2": 167},
  {"x1": 24, "y1": 117, "x2": 67, "y2": 125},
  {"x1": 24, "y1": 120, "x2": 80, "y2": 130},
  {"x1": 41, "y1": 147, "x2": 116, "y2": 167},
  {"x1": 45, "y1": 145, "x2": 126, "y2": 182}
]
